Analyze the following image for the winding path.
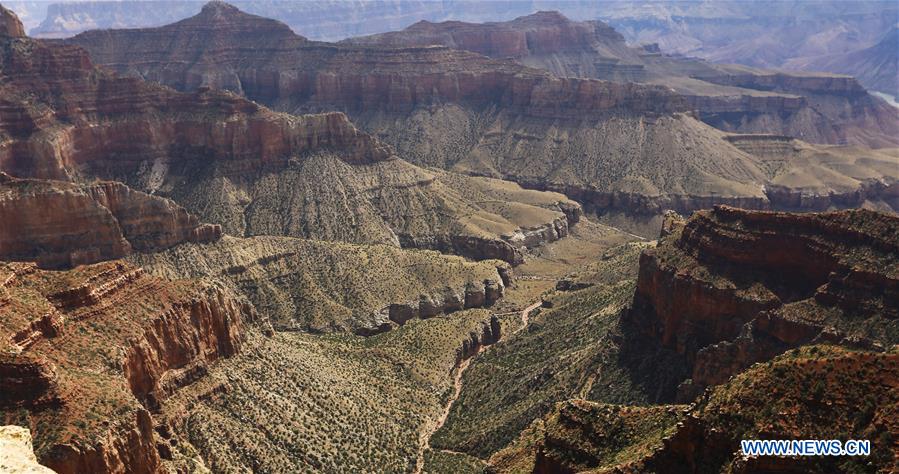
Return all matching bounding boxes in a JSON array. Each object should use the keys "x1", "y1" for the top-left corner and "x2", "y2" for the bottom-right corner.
[{"x1": 414, "y1": 300, "x2": 542, "y2": 473}]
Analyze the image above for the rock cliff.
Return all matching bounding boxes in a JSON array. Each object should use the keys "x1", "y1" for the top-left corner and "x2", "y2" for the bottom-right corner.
[
  {"x1": 0, "y1": 9, "x2": 391, "y2": 181},
  {"x1": 0, "y1": 5, "x2": 581, "y2": 263},
  {"x1": 0, "y1": 260, "x2": 254, "y2": 473},
  {"x1": 0, "y1": 173, "x2": 220, "y2": 268},
  {"x1": 345, "y1": 10, "x2": 899, "y2": 149},
  {"x1": 61, "y1": 3, "x2": 899, "y2": 224},
  {"x1": 0, "y1": 5, "x2": 24, "y2": 38},
  {"x1": 624, "y1": 206, "x2": 898, "y2": 400},
  {"x1": 490, "y1": 346, "x2": 898, "y2": 474},
  {"x1": 66, "y1": 4, "x2": 687, "y2": 117}
]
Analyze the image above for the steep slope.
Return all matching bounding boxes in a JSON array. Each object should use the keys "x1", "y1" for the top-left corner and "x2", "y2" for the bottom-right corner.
[
  {"x1": 131, "y1": 235, "x2": 510, "y2": 334},
  {"x1": 625, "y1": 206, "x2": 899, "y2": 400},
  {"x1": 164, "y1": 309, "x2": 503, "y2": 472},
  {"x1": 431, "y1": 242, "x2": 652, "y2": 458},
  {"x1": 0, "y1": 4, "x2": 579, "y2": 263},
  {"x1": 345, "y1": 10, "x2": 899, "y2": 149},
  {"x1": 489, "y1": 346, "x2": 898, "y2": 474},
  {"x1": 0, "y1": 173, "x2": 220, "y2": 268},
  {"x1": 0, "y1": 260, "x2": 255, "y2": 473},
  {"x1": 435, "y1": 206, "x2": 898, "y2": 461},
  {"x1": 62, "y1": 3, "x2": 899, "y2": 225}
]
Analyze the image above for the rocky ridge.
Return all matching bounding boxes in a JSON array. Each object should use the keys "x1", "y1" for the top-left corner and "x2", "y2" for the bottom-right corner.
[
  {"x1": 130, "y1": 235, "x2": 511, "y2": 335},
  {"x1": 345, "y1": 10, "x2": 899, "y2": 149},
  {"x1": 0, "y1": 5, "x2": 581, "y2": 262},
  {"x1": 0, "y1": 173, "x2": 220, "y2": 268},
  {"x1": 1, "y1": 260, "x2": 255, "y2": 473},
  {"x1": 624, "y1": 206, "x2": 898, "y2": 400}
]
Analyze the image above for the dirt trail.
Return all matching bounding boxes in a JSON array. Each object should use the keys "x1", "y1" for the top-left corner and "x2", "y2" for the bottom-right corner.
[{"x1": 413, "y1": 301, "x2": 542, "y2": 473}]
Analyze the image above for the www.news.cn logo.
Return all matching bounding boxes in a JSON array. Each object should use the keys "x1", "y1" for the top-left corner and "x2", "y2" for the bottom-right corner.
[{"x1": 741, "y1": 439, "x2": 871, "y2": 457}]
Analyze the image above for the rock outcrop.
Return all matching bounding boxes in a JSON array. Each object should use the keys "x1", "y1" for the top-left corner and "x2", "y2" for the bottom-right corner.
[
  {"x1": 455, "y1": 314, "x2": 501, "y2": 364},
  {"x1": 0, "y1": 260, "x2": 254, "y2": 474},
  {"x1": 0, "y1": 5, "x2": 25, "y2": 38},
  {"x1": 130, "y1": 235, "x2": 511, "y2": 335},
  {"x1": 0, "y1": 425, "x2": 56, "y2": 473},
  {"x1": 0, "y1": 174, "x2": 220, "y2": 268},
  {"x1": 490, "y1": 347, "x2": 898, "y2": 474},
  {"x1": 624, "y1": 206, "x2": 898, "y2": 400}
]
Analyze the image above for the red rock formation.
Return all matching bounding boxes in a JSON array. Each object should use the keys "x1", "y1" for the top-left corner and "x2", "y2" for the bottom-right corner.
[
  {"x1": 0, "y1": 260, "x2": 255, "y2": 473},
  {"x1": 0, "y1": 5, "x2": 24, "y2": 38},
  {"x1": 0, "y1": 14, "x2": 392, "y2": 181},
  {"x1": 0, "y1": 173, "x2": 220, "y2": 268},
  {"x1": 625, "y1": 206, "x2": 898, "y2": 399}
]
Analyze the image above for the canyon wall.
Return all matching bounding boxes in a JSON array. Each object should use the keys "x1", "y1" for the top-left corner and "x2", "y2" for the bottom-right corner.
[
  {"x1": 624, "y1": 206, "x2": 898, "y2": 399},
  {"x1": 0, "y1": 173, "x2": 220, "y2": 268},
  {"x1": 1, "y1": 260, "x2": 255, "y2": 474},
  {"x1": 57, "y1": 4, "x2": 899, "y2": 224},
  {"x1": 343, "y1": 9, "x2": 899, "y2": 149}
]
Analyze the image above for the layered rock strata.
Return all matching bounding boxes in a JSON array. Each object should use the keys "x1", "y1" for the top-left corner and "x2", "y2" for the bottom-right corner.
[
  {"x1": 0, "y1": 260, "x2": 254, "y2": 473},
  {"x1": 0, "y1": 173, "x2": 220, "y2": 268},
  {"x1": 130, "y1": 235, "x2": 511, "y2": 335},
  {"x1": 624, "y1": 206, "x2": 898, "y2": 399},
  {"x1": 61, "y1": 3, "x2": 899, "y2": 223},
  {"x1": 345, "y1": 10, "x2": 899, "y2": 149},
  {"x1": 0, "y1": 6, "x2": 583, "y2": 263}
]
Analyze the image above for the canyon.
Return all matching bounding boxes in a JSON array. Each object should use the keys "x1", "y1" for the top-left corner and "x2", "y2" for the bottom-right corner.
[
  {"x1": 0, "y1": 3, "x2": 583, "y2": 262},
  {"x1": 61, "y1": 3, "x2": 899, "y2": 228},
  {"x1": 624, "y1": 206, "x2": 898, "y2": 400},
  {"x1": 0, "y1": 2, "x2": 896, "y2": 473}
]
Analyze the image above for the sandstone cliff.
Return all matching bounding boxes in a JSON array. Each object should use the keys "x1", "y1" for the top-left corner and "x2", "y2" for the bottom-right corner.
[
  {"x1": 0, "y1": 260, "x2": 253, "y2": 473},
  {"x1": 0, "y1": 5, "x2": 24, "y2": 38},
  {"x1": 0, "y1": 5, "x2": 585, "y2": 263},
  {"x1": 345, "y1": 10, "x2": 899, "y2": 149},
  {"x1": 61, "y1": 3, "x2": 899, "y2": 224},
  {"x1": 0, "y1": 173, "x2": 220, "y2": 268},
  {"x1": 623, "y1": 206, "x2": 898, "y2": 400}
]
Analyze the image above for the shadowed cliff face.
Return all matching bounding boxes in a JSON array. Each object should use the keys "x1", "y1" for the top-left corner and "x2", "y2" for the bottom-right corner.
[
  {"x1": 61, "y1": 3, "x2": 899, "y2": 224},
  {"x1": 489, "y1": 347, "x2": 899, "y2": 474},
  {"x1": 622, "y1": 206, "x2": 898, "y2": 401}
]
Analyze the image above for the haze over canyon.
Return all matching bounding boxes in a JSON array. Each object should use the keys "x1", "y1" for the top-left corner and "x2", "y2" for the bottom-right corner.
[{"x1": 0, "y1": 2, "x2": 897, "y2": 474}]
